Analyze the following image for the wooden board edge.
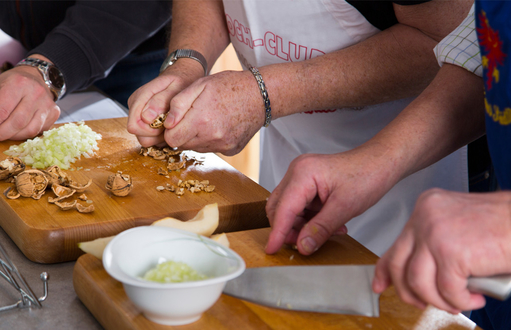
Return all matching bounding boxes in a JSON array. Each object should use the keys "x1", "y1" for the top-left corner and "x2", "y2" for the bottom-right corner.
[{"x1": 73, "y1": 254, "x2": 139, "y2": 330}]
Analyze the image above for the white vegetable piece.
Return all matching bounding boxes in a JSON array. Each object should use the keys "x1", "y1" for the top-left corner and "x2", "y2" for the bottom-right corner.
[{"x1": 4, "y1": 121, "x2": 102, "y2": 169}]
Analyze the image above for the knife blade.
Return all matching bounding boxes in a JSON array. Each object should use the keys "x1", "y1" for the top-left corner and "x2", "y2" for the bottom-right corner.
[
  {"x1": 223, "y1": 265, "x2": 380, "y2": 317},
  {"x1": 223, "y1": 265, "x2": 511, "y2": 318}
]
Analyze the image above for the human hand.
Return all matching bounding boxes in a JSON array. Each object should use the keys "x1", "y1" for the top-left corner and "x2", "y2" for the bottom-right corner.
[
  {"x1": 373, "y1": 189, "x2": 511, "y2": 314},
  {"x1": 127, "y1": 59, "x2": 204, "y2": 148},
  {"x1": 265, "y1": 147, "x2": 399, "y2": 256},
  {"x1": 0, "y1": 66, "x2": 60, "y2": 141},
  {"x1": 160, "y1": 70, "x2": 264, "y2": 155}
]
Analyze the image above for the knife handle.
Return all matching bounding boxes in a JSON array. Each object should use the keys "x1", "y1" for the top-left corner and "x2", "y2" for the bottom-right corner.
[{"x1": 467, "y1": 275, "x2": 511, "y2": 300}]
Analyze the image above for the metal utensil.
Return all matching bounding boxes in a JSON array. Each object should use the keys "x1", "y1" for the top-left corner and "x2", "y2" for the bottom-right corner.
[
  {"x1": 0, "y1": 240, "x2": 49, "y2": 312},
  {"x1": 223, "y1": 265, "x2": 511, "y2": 317},
  {"x1": 223, "y1": 265, "x2": 380, "y2": 317},
  {"x1": 467, "y1": 274, "x2": 511, "y2": 300}
]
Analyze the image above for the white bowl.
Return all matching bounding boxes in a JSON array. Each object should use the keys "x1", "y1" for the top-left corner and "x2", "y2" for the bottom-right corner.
[{"x1": 103, "y1": 226, "x2": 245, "y2": 325}]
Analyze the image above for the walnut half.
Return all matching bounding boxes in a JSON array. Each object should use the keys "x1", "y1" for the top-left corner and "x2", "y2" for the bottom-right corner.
[
  {"x1": 15, "y1": 169, "x2": 49, "y2": 199},
  {"x1": 105, "y1": 171, "x2": 133, "y2": 197}
]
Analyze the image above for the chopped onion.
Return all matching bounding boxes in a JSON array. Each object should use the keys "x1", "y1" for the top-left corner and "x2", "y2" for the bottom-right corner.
[
  {"x1": 142, "y1": 260, "x2": 208, "y2": 283},
  {"x1": 4, "y1": 121, "x2": 102, "y2": 170}
]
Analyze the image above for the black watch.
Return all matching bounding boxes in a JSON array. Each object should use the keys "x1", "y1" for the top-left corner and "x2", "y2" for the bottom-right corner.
[
  {"x1": 160, "y1": 49, "x2": 208, "y2": 76},
  {"x1": 16, "y1": 58, "x2": 66, "y2": 101}
]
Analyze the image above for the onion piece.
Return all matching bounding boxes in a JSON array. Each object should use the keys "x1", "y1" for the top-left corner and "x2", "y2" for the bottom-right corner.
[{"x1": 4, "y1": 121, "x2": 102, "y2": 170}]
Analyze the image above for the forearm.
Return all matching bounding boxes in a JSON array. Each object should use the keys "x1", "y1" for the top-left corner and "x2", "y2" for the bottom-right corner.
[
  {"x1": 30, "y1": 1, "x2": 171, "y2": 94},
  {"x1": 167, "y1": 0, "x2": 230, "y2": 76},
  {"x1": 256, "y1": 0, "x2": 472, "y2": 119},
  {"x1": 364, "y1": 64, "x2": 485, "y2": 187},
  {"x1": 260, "y1": 24, "x2": 439, "y2": 118}
]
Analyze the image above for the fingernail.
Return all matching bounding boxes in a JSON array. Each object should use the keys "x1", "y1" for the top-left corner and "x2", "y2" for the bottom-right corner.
[
  {"x1": 142, "y1": 108, "x2": 158, "y2": 122},
  {"x1": 335, "y1": 226, "x2": 348, "y2": 235},
  {"x1": 372, "y1": 279, "x2": 381, "y2": 292},
  {"x1": 165, "y1": 113, "x2": 174, "y2": 128},
  {"x1": 300, "y1": 237, "x2": 317, "y2": 254}
]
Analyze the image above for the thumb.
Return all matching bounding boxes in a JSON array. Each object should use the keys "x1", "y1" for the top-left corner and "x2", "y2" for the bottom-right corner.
[
  {"x1": 295, "y1": 200, "x2": 347, "y2": 255},
  {"x1": 373, "y1": 256, "x2": 392, "y2": 294}
]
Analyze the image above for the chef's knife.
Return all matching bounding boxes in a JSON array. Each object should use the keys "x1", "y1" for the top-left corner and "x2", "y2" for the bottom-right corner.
[
  {"x1": 223, "y1": 265, "x2": 380, "y2": 317},
  {"x1": 223, "y1": 265, "x2": 511, "y2": 317},
  {"x1": 467, "y1": 274, "x2": 511, "y2": 300}
]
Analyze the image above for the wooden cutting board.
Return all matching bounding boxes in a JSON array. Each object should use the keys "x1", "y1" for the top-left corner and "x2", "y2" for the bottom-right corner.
[
  {"x1": 73, "y1": 228, "x2": 479, "y2": 330},
  {"x1": 0, "y1": 118, "x2": 270, "y2": 263}
]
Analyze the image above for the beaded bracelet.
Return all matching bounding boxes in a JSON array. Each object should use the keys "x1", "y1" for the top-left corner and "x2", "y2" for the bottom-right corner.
[{"x1": 249, "y1": 66, "x2": 272, "y2": 127}]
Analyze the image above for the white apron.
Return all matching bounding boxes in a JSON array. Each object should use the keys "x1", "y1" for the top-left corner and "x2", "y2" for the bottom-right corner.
[{"x1": 223, "y1": 0, "x2": 468, "y2": 256}]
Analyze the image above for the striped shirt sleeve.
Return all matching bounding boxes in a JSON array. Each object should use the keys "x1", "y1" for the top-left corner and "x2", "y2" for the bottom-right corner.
[{"x1": 434, "y1": 4, "x2": 482, "y2": 77}]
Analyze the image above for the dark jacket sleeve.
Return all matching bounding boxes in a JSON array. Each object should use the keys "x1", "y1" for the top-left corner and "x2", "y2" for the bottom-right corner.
[
  {"x1": 27, "y1": 1, "x2": 171, "y2": 95},
  {"x1": 346, "y1": 0, "x2": 432, "y2": 31}
]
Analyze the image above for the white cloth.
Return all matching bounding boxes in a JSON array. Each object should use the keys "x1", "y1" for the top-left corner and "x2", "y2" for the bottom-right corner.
[
  {"x1": 223, "y1": 0, "x2": 468, "y2": 256},
  {"x1": 434, "y1": 4, "x2": 482, "y2": 77}
]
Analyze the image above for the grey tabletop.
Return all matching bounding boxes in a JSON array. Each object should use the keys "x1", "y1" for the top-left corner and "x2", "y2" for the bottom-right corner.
[{"x1": 0, "y1": 226, "x2": 103, "y2": 330}]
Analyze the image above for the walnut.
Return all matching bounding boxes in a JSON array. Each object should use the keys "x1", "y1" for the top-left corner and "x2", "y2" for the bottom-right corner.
[
  {"x1": 76, "y1": 203, "x2": 95, "y2": 213},
  {"x1": 149, "y1": 113, "x2": 168, "y2": 128},
  {"x1": 48, "y1": 184, "x2": 76, "y2": 203},
  {"x1": 15, "y1": 169, "x2": 49, "y2": 199},
  {"x1": 54, "y1": 200, "x2": 77, "y2": 211},
  {"x1": 167, "y1": 159, "x2": 186, "y2": 171},
  {"x1": 66, "y1": 178, "x2": 92, "y2": 192},
  {"x1": 42, "y1": 165, "x2": 91, "y2": 192},
  {"x1": 147, "y1": 147, "x2": 166, "y2": 160},
  {"x1": 79, "y1": 194, "x2": 87, "y2": 201},
  {"x1": 0, "y1": 157, "x2": 25, "y2": 181},
  {"x1": 43, "y1": 165, "x2": 69, "y2": 186},
  {"x1": 105, "y1": 171, "x2": 133, "y2": 197},
  {"x1": 175, "y1": 188, "x2": 185, "y2": 196},
  {"x1": 4, "y1": 186, "x2": 20, "y2": 199},
  {"x1": 173, "y1": 179, "x2": 215, "y2": 195},
  {"x1": 157, "y1": 167, "x2": 169, "y2": 176},
  {"x1": 140, "y1": 147, "x2": 150, "y2": 157},
  {"x1": 162, "y1": 147, "x2": 181, "y2": 156}
]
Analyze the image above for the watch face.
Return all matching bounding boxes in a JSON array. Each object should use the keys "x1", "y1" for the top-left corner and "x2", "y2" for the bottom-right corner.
[{"x1": 48, "y1": 66, "x2": 65, "y2": 89}]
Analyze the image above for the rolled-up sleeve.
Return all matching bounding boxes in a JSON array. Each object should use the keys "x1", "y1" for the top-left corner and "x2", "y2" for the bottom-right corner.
[{"x1": 434, "y1": 4, "x2": 482, "y2": 77}]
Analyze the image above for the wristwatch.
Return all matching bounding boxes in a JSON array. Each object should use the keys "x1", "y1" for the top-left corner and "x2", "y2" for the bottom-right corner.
[
  {"x1": 16, "y1": 58, "x2": 66, "y2": 101},
  {"x1": 159, "y1": 49, "x2": 208, "y2": 76}
]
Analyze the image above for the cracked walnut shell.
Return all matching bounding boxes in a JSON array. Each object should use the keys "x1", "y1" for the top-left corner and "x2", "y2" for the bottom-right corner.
[
  {"x1": 105, "y1": 171, "x2": 133, "y2": 197},
  {"x1": 3, "y1": 186, "x2": 20, "y2": 199},
  {"x1": 15, "y1": 169, "x2": 49, "y2": 199},
  {"x1": 149, "y1": 113, "x2": 168, "y2": 128},
  {"x1": 0, "y1": 157, "x2": 25, "y2": 181}
]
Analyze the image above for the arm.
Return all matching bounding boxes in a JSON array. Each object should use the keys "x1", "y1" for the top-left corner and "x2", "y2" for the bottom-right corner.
[
  {"x1": 30, "y1": 0, "x2": 171, "y2": 93},
  {"x1": 0, "y1": 1, "x2": 171, "y2": 141},
  {"x1": 153, "y1": 0, "x2": 473, "y2": 155},
  {"x1": 373, "y1": 189, "x2": 511, "y2": 314},
  {"x1": 127, "y1": 0, "x2": 230, "y2": 147},
  {"x1": 258, "y1": 0, "x2": 474, "y2": 116},
  {"x1": 265, "y1": 63, "x2": 485, "y2": 255},
  {"x1": 0, "y1": 54, "x2": 60, "y2": 141}
]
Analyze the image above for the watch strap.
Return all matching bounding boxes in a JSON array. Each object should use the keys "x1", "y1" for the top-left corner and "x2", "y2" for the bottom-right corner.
[
  {"x1": 160, "y1": 49, "x2": 208, "y2": 76},
  {"x1": 16, "y1": 58, "x2": 66, "y2": 101}
]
